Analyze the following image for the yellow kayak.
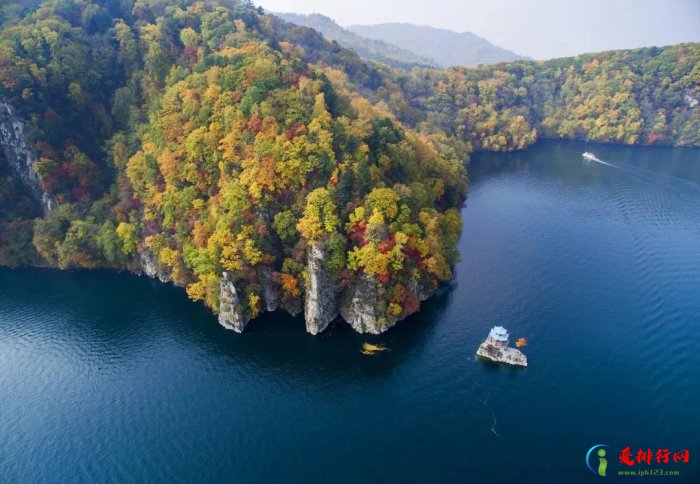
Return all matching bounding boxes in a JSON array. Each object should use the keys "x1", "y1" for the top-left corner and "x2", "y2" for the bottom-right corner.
[{"x1": 361, "y1": 342, "x2": 389, "y2": 355}]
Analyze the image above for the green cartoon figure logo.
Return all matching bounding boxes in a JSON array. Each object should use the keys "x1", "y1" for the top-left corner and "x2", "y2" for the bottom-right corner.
[
  {"x1": 597, "y1": 448, "x2": 608, "y2": 476},
  {"x1": 586, "y1": 444, "x2": 609, "y2": 476}
]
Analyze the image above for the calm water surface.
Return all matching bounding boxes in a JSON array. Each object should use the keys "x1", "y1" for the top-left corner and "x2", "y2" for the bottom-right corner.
[{"x1": 1, "y1": 141, "x2": 699, "y2": 483}]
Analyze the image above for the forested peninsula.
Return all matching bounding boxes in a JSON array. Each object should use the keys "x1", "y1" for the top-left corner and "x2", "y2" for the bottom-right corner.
[{"x1": 1, "y1": 0, "x2": 698, "y2": 334}]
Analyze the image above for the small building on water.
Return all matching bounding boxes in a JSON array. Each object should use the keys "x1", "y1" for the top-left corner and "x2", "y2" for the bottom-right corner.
[{"x1": 476, "y1": 326, "x2": 527, "y2": 367}]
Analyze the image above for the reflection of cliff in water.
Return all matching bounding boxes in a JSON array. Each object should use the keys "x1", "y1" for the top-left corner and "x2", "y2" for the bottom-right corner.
[{"x1": 0, "y1": 267, "x2": 454, "y2": 383}]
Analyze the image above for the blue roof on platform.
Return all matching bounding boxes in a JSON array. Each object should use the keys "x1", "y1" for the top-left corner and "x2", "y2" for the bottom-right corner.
[{"x1": 489, "y1": 326, "x2": 509, "y2": 341}]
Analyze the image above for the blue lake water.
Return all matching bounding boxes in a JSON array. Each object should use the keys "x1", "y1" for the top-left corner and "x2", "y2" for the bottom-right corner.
[{"x1": 1, "y1": 140, "x2": 699, "y2": 483}]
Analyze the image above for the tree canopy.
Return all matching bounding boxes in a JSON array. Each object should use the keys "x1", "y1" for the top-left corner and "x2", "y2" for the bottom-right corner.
[{"x1": 0, "y1": 0, "x2": 697, "y2": 325}]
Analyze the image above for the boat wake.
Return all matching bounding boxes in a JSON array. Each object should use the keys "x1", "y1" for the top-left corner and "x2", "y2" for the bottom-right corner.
[
  {"x1": 588, "y1": 157, "x2": 617, "y2": 168},
  {"x1": 490, "y1": 411, "x2": 501, "y2": 438},
  {"x1": 583, "y1": 153, "x2": 618, "y2": 168},
  {"x1": 583, "y1": 152, "x2": 700, "y2": 189},
  {"x1": 483, "y1": 392, "x2": 502, "y2": 438}
]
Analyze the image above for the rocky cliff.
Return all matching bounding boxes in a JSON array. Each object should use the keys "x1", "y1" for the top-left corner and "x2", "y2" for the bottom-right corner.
[
  {"x1": 0, "y1": 101, "x2": 55, "y2": 213},
  {"x1": 218, "y1": 272, "x2": 251, "y2": 333},
  {"x1": 260, "y1": 266, "x2": 279, "y2": 313},
  {"x1": 214, "y1": 246, "x2": 435, "y2": 336},
  {"x1": 138, "y1": 249, "x2": 171, "y2": 283},
  {"x1": 340, "y1": 274, "x2": 396, "y2": 334},
  {"x1": 304, "y1": 242, "x2": 339, "y2": 335},
  {"x1": 341, "y1": 275, "x2": 433, "y2": 334}
]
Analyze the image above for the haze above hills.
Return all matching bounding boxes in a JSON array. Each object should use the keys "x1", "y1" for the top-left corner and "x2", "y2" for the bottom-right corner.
[
  {"x1": 348, "y1": 23, "x2": 526, "y2": 67},
  {"x1": 261, "y1": 0, "x2": 700, "y2": 60},
  {"x1": 275, "y1": 12, "x2": 524, "y2": 68}
]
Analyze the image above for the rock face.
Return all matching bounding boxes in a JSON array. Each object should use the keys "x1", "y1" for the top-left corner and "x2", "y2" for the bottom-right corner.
[
  {"x1": 260, "y1": 266, "x2": 279, "y2": 313},
  {"x1": 341, "y1": 275, "x2": 433, "y2": 334},
  {"x1": 137, "y1": 238, "x2": 436, "y2": 336},
  {"x1": 476, "y1": 342, "x2": 528, "y2": 367},
  {"x1": 217, "y1": 267, "x2": 280, "y2": 333},
  {"x1": 138, "y1": 249, "x2": 170, "y2": 283},
  {"x1": 218, "y1": 272, "x2": 251, "y2": 333},
  {"x1": 341, "y1": 274, "x2": 397, "y2": 334},
  {"x1": 0, "y1": 100, "x2": 56, "y2": 213},
  {"x1": 304, "y1": 242, "x2": 339, "y2": 334}
]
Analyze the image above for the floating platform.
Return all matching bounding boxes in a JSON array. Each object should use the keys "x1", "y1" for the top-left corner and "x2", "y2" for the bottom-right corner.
[
  {"x1": 476, "y1": 326, "x2": 528, "y2": 367},
  {"x1": 476, "y1": 342, "x2": 528, "y2": 367}
]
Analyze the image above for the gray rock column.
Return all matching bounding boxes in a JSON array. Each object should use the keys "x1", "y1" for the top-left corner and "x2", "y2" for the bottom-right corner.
[
  {"x1": 304, "y1": 242, "x2": 338, "y2": 335},
  {"x1": 260, "y1": 266, "x2": 279, "y2": 313},
  {"x1": 218, "y1": 272, "x2": 251, "y2": 333}
]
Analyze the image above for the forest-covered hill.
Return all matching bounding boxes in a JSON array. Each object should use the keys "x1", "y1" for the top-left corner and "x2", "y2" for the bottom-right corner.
[
  {"x1": 0, "y1": 0, "x2": 698, "y2": 334},
  {"x1": 376, "y1": 43, "x2": 700, "y2": 152}
]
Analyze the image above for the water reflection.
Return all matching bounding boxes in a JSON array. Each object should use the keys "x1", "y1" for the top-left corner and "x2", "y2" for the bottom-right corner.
[{"x1": 0, "y1": 266, "x2": 456, "y2": 383}]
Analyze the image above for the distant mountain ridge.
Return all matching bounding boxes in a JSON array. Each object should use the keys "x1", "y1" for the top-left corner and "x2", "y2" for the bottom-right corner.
[
  {"x1": 275, "y1": 13, "x2": 436, "y2": 68},
  {"x1": 348, "y1": 22, "x2": 526, "y2": 67}
]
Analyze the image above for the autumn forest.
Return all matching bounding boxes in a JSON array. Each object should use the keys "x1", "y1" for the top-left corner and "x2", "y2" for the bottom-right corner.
[{"x1": 0, "y1": 0, "x2": 698, "y2": 330}]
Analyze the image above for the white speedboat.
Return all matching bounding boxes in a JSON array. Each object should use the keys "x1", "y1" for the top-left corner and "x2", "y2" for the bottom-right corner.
[{"x1": 582, "y1": 152, "x2": 596, "y2": 161}]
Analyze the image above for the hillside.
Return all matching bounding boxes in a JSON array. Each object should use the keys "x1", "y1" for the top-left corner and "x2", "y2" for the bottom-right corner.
[
  {"x1": 375, "y1": 43, "x2": 700, "y2": 151},
  {"x1": 0, "y1": 0, "x2": 698, "y2": 335},
  {"x1": 0, "y1": 0, "x2": 464, "y2": 335},
  {"x1": 0, "y1": 0, "x2": 40, "y2": 27},
  {"x1": 275, "y1": 13, "x2": 436, "y2": 68},
  {"x1": 348, "y1": 23, "x2": 526, "y2": 68}
]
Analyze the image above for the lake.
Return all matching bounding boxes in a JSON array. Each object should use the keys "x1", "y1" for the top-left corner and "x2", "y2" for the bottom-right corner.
[{"x1": 1, "y1": 140, "x2": 699, "y2": 483}]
